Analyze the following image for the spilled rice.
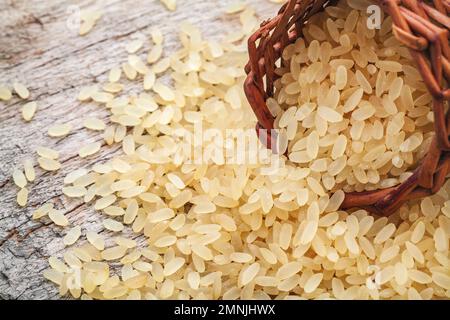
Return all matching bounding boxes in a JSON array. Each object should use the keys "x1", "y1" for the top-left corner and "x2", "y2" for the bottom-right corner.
[{"x1": 6, "y1": 0, "x2": 449, "y2": 300}]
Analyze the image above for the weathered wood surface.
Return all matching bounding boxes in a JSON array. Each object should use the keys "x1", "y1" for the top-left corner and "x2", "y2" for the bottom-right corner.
[{"x1": 0, "y1": 0, "x2": 277, "y2": 300}]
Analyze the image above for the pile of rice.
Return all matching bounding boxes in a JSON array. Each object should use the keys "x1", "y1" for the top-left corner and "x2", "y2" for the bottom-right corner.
[
  {"x1": 10, "y1": 0, "x2": 449, "y2": 299},
  {"x1": 272, "y1": 0, "x2": 436, "y2": 195}
]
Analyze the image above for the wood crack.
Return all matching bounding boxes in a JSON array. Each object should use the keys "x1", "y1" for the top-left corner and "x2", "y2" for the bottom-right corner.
[{"x1": 0, "y1": 229, "x2": 18, "y2": 247}]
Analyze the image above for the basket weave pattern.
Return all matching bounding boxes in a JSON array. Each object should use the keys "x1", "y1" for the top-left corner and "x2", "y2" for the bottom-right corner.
[{"x1": 244, "y1": 0, "x2": 450, "y2": 216}]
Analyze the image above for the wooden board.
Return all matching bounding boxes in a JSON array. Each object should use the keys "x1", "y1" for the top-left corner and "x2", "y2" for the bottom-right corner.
[{"x1": 0, "y1": 0, "x2": 277, "y2": 299}]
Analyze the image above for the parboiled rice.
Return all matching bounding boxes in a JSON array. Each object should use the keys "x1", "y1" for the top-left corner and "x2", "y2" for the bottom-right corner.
[
  {"x1": 13, "y1": 82, "x2": 30, "y2": 99},
  {"x1": 48, "y1": 124, "x2": 72, "y2": 137},
  {"x1": 22, "y1": 101, "x2": 37, "y2": 121},
  {"x1": 20, "y1": 0, "x2": 449, "y2": 301},
  {"x1": 0, "y1": 85, "x2": 12, "y2": 100}
]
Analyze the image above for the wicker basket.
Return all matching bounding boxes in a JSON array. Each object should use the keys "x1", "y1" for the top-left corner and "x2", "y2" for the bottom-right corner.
[{"x1": 244, "y1": 0, "x2": 450, "y2": 216}]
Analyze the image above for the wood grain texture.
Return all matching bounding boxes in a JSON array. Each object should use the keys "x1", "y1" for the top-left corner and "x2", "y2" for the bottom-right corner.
[{"x1": 0, "y1": 0, "x2": 277, "y2": 299}]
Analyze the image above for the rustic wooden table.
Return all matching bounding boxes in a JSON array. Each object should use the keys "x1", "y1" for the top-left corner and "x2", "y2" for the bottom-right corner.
[{"x1": 0, "y1": 0, "x2": 276, "y2": 300}]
